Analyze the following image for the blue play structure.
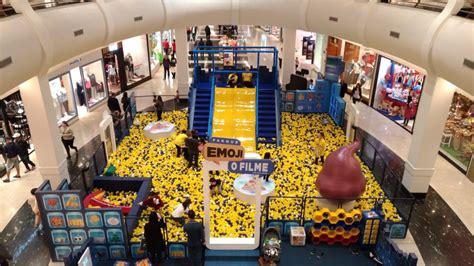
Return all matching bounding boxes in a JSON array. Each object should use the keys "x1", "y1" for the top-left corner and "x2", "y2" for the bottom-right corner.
[{"x1": 188, "y1": 46, "x2": 281, "y2": 145}]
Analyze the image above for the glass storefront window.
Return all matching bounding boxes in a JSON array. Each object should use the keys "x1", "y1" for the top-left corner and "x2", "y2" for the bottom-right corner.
[
  {"x1": 122, "y1": 35, "x2": 151, "y2": 86},
  {"x1": 440, "y1": 91, "x2": 474, "y2": 172},
  {"x1": 371, "y1": 56, "x2": 425, "y2": 132},
  {"x1": 48, "y1": 73, "x2": 78, "y2": 125},
  {"x1": 81, "y1": 60, "x2": 108, "y2": 108},
  {"x1": 148, "y1": 32, "x2": 163, "y2": 71}
]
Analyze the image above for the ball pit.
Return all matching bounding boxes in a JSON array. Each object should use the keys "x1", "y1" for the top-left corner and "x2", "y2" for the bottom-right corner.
[{"x1": 105, "y1": 110, "x2": 401, "y2": 243}]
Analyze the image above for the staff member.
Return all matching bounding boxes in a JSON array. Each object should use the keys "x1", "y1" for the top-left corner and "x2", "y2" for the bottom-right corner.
[{"x1": 184, "y1": 210, "x2": 204, "y2": 266}]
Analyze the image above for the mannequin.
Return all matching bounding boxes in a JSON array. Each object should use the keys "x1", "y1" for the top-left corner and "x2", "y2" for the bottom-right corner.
[
  {"x1": 88, "y1": 72, "x2": 98, "y2": 100},
  {"x1": 56, "y1": 86, "x2": 69, "y2": 116},
  {"x1": 76, "y1": 82, "x2": 85, "y2": 106}
]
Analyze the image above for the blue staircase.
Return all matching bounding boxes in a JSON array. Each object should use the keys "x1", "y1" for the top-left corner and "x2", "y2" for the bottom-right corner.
[
  {"x1": 204, "y1": 249, "x2": 260, "y2": 266},
  {"x1": 191, "y1": 87, "x2": 212, "y2": 136},
  {"x1": 257, "y1": 86, "x2": 279, "y2": 145}
]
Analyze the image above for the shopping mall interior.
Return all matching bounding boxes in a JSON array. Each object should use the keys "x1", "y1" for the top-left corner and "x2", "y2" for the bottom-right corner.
[{"x1": 0, "y1": 0, "x2": 473, "y2": 265}]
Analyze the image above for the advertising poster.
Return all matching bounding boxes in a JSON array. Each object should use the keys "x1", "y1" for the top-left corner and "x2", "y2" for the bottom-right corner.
[
  {"x1": 302, "y1": 36, "x2": 310, "y2": 55},
  {"x1": 306, "y1": 40, "x2": 315, "y2": 63}
]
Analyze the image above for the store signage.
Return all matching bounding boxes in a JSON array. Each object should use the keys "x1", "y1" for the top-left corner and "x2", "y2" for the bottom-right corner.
[
  {"x1": 228, "y1": 159, "x2": 274, "y2": 175},
  {"x1": 69, "y1": 58, "x2": 82, "y2": 66},
  {"x1": 209, "y1": 137, "x2": 241, "y2": 146},
  {"x1": 203, "y1": 138, "x2": 244, "y2": 162}
]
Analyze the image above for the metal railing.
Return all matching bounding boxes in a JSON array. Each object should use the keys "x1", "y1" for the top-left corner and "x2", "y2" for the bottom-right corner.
[
  {"x1": 69, "y1": 141, "x2": 108, "y2": 192},
  {"x1": 381, "y1": 0, "x2": 474, "y2": 19}
]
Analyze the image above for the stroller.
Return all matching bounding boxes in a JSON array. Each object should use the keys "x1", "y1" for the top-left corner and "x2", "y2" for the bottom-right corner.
[{"x1": 261, "y1": 227, "x2": 281, "y2": 266}]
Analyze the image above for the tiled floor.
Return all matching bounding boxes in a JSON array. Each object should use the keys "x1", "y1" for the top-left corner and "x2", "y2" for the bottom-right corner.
[{"x1": 352, "y1": 101, "x2": 474, "y2": 235}]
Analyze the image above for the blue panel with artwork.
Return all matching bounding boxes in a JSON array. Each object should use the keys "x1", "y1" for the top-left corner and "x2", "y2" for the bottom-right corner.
[
  {"x1": 169, "y1": 243, "x2": 187, "y2": 259},
  {"x1": 62, "y1": 194, "x2": 81, "y2": 210},
  {"x1": 51, "y1": 230, "x2": 70, "y2": 245},
  {"x1": 43, "y1": 194, "x2": 62, "y2": 211},
  {"x1": 329, "y1": 95, "x2": 346, "y2": 126},
  {"x1": 55, "y1": 246, "x2": 72, "y2": 261},
  {"x1": 109, "y1": 245, "x2": 127, "y2": 259},
  {"x1": 130, "y1": 243, "x2": 147, "y2": 259},
  {"x1": 103, "y1": 211, "x2": 122, "y2": 227},
  {"x1": 85, "y1": 212, "x2": 104, "y2": 228},
  {"x1": 70, "y1": 229, "x2": 87, "y2": 245},
  {"x1": 88, "y1": 229, "x2": 106, "y2": 244}
]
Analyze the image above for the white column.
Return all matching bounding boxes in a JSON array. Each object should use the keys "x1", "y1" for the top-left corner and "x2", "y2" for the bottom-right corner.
[
  {"x1": 281, "y1": 28, "x2": 297, "y2": 85},
  {"x1": 19, "y1": 76, "x2": 70, "y2": 188},
  {"x1": 402, "y1": 75, "x2": 456, "y2": 194},
  {"x1": 175, "y1": 27, "x2": 190, "y2": 98}
]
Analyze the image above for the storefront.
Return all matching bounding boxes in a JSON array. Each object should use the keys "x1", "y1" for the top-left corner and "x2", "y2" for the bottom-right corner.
[
  {"x1": 371, "y1": 55, "x2": 425, "y2": 132},
  {"x1": 148, "y1": 32, "x2": 163, "y2": 74},
  {"x1": 327, "y1": 36, "x2": 377, "y2": 103},
  {"x1": 48, "y1": 49, "x2": 108, "y2": 125},
  {"x1": 0, "y1": 90, "x2": 31, "y2": 141},
  {"x1": 440, "y1": 89, "x2": 474, "y2": 177},
  {"x1": 102, "y1": 35, "x2": 151, "y2": 96},
  {"x1": 295, "y1": 30, "x2": 327, "y2": 81}
]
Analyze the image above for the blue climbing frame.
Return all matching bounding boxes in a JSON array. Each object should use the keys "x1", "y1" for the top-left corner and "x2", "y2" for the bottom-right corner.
[{"x1": 192, "y1": 46, "x2": 280, "y2": 145}]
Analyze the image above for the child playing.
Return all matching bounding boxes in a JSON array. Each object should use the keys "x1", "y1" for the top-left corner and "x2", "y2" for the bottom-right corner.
[
  {"x1": 138, "y1": 192, "x2": 165, "y2": 213},
  {"x1": 209, "y1": 177, "x2": 222, "y2": 196},
  {"x1": 171, "y1": 197, "x2": 192, "y2": 225},
  {"x1": 27, "y1": 188, "x2": 41, "y2": 228}
]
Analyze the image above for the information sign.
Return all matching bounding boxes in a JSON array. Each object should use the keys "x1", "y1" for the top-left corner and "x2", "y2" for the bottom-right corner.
[{"x1": 228, "y1": 159, "x2": 275, "y2": 175}]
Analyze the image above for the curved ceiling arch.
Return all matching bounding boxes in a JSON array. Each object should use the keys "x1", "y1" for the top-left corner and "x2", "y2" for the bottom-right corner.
[{"x1": 0, "y1": 0, "x2": 472, "y2": 95}]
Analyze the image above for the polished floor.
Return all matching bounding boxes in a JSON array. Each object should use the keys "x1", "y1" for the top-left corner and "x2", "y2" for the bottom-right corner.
[{"x1": 0, "y1": 26, "x2": 472, "y2": 266}]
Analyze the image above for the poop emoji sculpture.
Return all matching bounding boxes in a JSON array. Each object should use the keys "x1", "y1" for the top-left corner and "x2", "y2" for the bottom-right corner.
[{"x1": 315, "y1": 141, "x2": 366, "y2": 200}]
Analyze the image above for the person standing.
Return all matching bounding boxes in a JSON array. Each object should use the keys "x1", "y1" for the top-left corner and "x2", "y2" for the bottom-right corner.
[
  {"x1": 187, "y1": 27, "x2": 192, "y2": 42},
  {"x1": 170, "y1": 54, "x2": 177, "y2": 79},
  {"x1": 195, "y1": 38, "x2": 205, "y2": 60},
  {"x1": 185, "y1": 132, "x2": 199, "y2": 169},
  {"x1": 205, "y1": 37, "x2": 213, "y2": 60},
  {"x1": 314, "y1": 132, "x2": 327, "y2": 165},
  {"x1": 2, "y1": 137, "x2": 20, "y2": 183},
  {"x1": 163, "y1": 55, "x2": 171, "y2": 80},
  {"x1": 403, "y1": 95, "x2": 413, "y2": 126},
  {"x1": 121, "y1": 92, "x2": 131, "y2": 117},
  {"x1": 154, "y1": 96, "x2": 164, "y2": 121},
  {"x1": 60, "y1": 121, "x2": 78, "y2": 159},
  {"x1": 295, "y1": 57, "x2": 299, "y2": 71},
  {"x1": 14, "y1": 134, "x2": 35, "y2": 173},
  {"x1": 192, "y1": 26, "x2": 198, "y2": 42},
  {"x1": 144, "y1": 213, "x2": 166, "y2": 265},
  {"x1": 204, "y1": 25, "x2": 211, "y2": 40},
  {"x1": 107, "y1": 95, "x2": 121, "y2": 114},
  {"x1": 172, "y1": 39, "x2": 177, "y2": 54},
  {"x1": 174, "y1": 130, "x2": 188, "y2": 158},
  {"x1": 162, "y1": 39, "x2": 170, "y2": 55},
  {"x1": 28, "y1": 188, "x2": 41, "y2": 228},
  {"x1": 183, "y1": 210, "x2": 204, "y2": 266},
  {"x1": 351, "y1": 83, "x2": 362, "y2": 104}
]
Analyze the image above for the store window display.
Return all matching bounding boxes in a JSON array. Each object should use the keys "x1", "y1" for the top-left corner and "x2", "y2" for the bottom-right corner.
[
  {"x1": 440, "y1": 91, "x2": 474, "y2": 173},
  {"x1": 371, "y1": 56, "x2": 425, "y2": 131},
  {"x1": 81, "y1": 60, "x2": 107, "y2": 108},
  {"x1": 48, "y1": 73, "x2": 78, "y2": 125},
  {"x1": 0, "y1": 91, "x2": 32, "y2": 143},
  {"x1": 122, "y1": 35, "x2": 151, "y2": 86},
  {"x1": 148, "y1": 32, "x2": 163, "y2": 71}
]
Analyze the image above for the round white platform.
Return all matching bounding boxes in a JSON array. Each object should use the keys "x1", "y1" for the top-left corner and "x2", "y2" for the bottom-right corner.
[
  {"x1": 233, "y1": 174, "x2": 276, "y2": 204},
  {"x1": 143, "y1": 121, "x2": 175, "y2": 140}
]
